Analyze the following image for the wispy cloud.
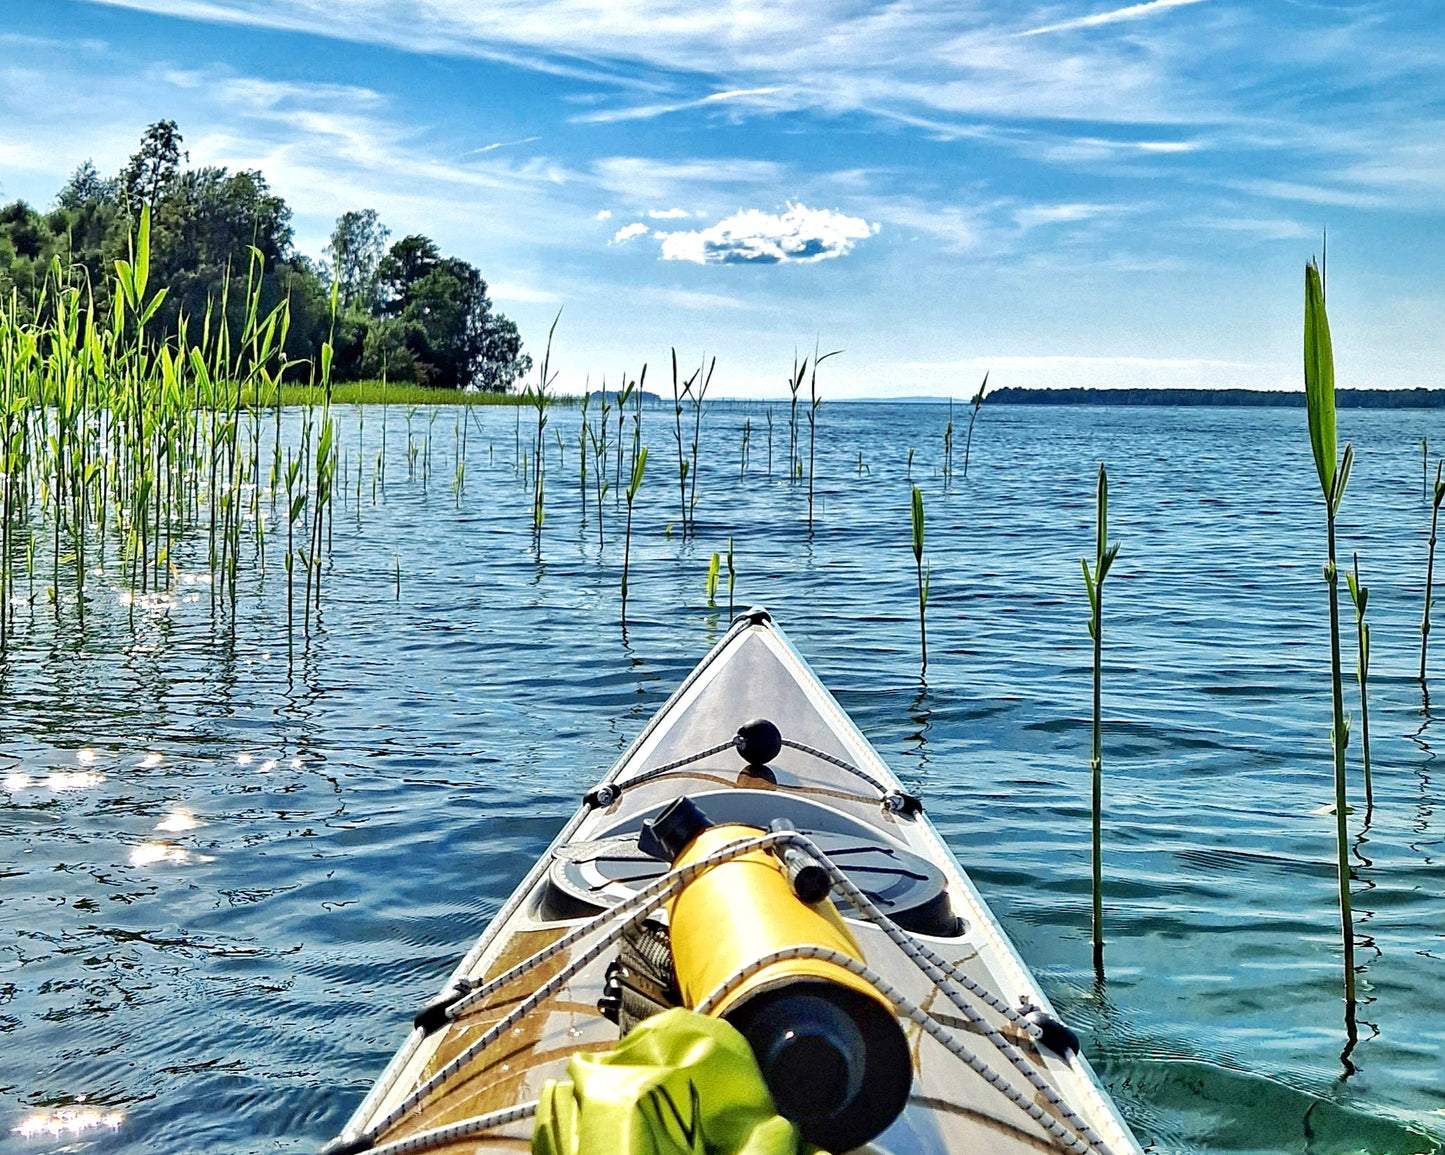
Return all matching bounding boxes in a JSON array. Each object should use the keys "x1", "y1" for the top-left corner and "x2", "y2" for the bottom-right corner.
[
  {"x1": 573, "y1": 86, "x2": 783, "y2": 125},
  {"x1": 611, "y1": 222, "x2": 650, "y2": 243},
  {"x1": 1018, "y1": 0, "x2": 1212, "y2": 38},
  {"x1": 647, "y1": 208, "x2": 690, "y2": 220},
  {"x1": 467, "y1": 136, "x2": 541, "y2": 155},
  {"x1": 657, "y1": 204, "x2": 877, "y2": 265}
]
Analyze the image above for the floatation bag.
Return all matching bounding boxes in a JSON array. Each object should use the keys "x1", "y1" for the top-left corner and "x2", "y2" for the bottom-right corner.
[
  {"x1": 642, "y1": 797, "x2": 911, "y2": 1153},
  {"x1": 532, "y1": 1007, "x2": 807, "y2": 1155}
]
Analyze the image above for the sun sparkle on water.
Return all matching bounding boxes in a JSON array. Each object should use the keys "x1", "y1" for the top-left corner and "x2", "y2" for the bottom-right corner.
[
  {"x1": 13, "y1": 1106, "x2": 124, "y2": 1138},
  {"x1": 129, "y1": 842, "x2": 188, "y2": 866}
]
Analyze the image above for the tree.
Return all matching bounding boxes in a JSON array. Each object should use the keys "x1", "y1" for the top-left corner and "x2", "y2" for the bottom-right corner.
[
  {"x1": 476, "y1": 312, "x2": 531, "y2": 391},
  {"x1": 375, "y1": 233, "x2": 440, "y2": 317},
  {"x1": 57, "y1": 161, "x2": 116, "y2": 211},
  {"x1": 120, "y1": 120, "x2": 186, "y2": 213},
  {"x1": 326, "y1": 209, "x2": 389, "y2": 312}
]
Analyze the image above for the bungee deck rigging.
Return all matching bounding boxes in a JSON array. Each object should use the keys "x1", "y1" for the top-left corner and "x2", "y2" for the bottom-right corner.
[{"x1": 323, "y1": 610, "x2": 1143, "y2": 1155}]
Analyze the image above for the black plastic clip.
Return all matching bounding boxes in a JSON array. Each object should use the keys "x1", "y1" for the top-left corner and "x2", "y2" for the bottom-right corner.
[
  {"x1": 411, "y1": 977, "x2": 475, "y2": 1035},
  {"x1": 1021, "y1": 1006, "x2": 1080, "y2": 1057},
  {"x1": 882, "y1": 791, "x2": 923, "y2": 817},
  {"x1": 584, "y1": 783, "x2": 620, "y2": 809}
]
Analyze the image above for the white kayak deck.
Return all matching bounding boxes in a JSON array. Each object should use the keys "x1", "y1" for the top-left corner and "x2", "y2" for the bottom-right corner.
[{"x1": 326, "y1": 611, "x2": 1143, "y2": 1155}]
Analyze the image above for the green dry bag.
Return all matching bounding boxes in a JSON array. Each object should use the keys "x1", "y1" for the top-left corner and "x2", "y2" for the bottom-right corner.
[{"x1": 532, "y1": 1007, "x2": 818, "y2": 1155}]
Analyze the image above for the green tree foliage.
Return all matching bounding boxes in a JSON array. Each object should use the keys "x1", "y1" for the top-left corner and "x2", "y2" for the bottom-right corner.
[
  {"x1": 0, "y1": 120, "x2": 531, "y2": 390},
  {"x1": 326, "y1": 208, "x2": 389, "y2": 312}
]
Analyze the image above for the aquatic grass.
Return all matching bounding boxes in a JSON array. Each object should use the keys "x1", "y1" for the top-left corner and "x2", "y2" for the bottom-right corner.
[
  {"x1": 1345, "y1": 553, "x2": 1372, "y2": 812},
  {"x1": 1080, "y1": 462, "x2": 1120, "y2": 975},
  {"x1": 788, "y1": 353, "x2": 804, "y2": 482},
  {"x1": 706, "y1": 551, "x2": 720, "y2": 607},
  {"x1": 1420, "y1": 462, "x2": 1444, "y2": 685},
  {"x1": 807, "y1": 344, "x2": 840, "y2": 531},
  {"x1": 587, "y1": 405, "x2": 610, "y2": 549},
  {"x1": 620, "y1": 445, "x2": 646, "y2": 624},
  {"x1": 524, "y1": 313, "x2": 560, "y2": 536},
  {"x1": 942, "y1": 397, "x2": 954, "y2": 484},
  {"x1": 671, "y1": 350, "x2": 692, "y2": 530},
  {"x1": 1303, "y1": 257, "x2": 1357, "y2": 1010},
  {"x1": 910, "y1": 485, "x2": 929, "y2": 675},
  {"x1": 963, "y1": 372, "x2": 988, "y2": 478},
  {"x1": 726, "y1": 536, "x2": 735, "y2": 618},
  {"x1": 739, "y1": 418, "x2": 751, "y2": 479},
  {"x1": 688, "y1": 355, "x2": 714, "y2": 527}
]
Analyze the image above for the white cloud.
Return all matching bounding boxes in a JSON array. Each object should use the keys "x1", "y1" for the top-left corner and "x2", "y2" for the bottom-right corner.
[
  {"x1": 657, "y1": 204, "x2": 877, "y2": 265},
  {"x1": 1013, "y1": 202, "x2": 1120, "y2": 230},
  {"x1": 612, "y1": 222, "x2": 651, "y2": 243},
  {"x1": 488, "y1": 280, "x2": 563, "y2": 303},
  {"x1": 647, "y1": 207, "x2": 690, "y2": 219},
  {"x1": 595, "y1": 209, "x2": 613, "y2": 220},
  {"x1": 573, "y1": 86, "x2": 784, "y2": 125},
  {"x1": 1018, "y1": 0, "x2": 1213, "y2": 38}
]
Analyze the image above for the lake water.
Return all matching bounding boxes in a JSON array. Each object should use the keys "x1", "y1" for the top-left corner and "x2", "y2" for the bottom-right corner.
[{"x1": 2, "y1": 401, "x2": 1442, "y2": 1154}]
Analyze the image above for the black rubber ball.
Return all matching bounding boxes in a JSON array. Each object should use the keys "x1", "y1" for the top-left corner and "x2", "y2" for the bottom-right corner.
[{"x1": 735, "y1": 718, "x2": 783, "y2": 767}]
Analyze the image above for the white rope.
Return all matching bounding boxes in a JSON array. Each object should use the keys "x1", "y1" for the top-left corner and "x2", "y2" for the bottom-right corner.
[
  {"x1": 363, "y1": 1100, "x2": 539, "y2": 1155},
  {"x1": 694, "y1": 945, "x2": 1107, "y2": 1155},
  {"x1": 351, "y1": 830, "x2": 1112, "y2": 1155}
]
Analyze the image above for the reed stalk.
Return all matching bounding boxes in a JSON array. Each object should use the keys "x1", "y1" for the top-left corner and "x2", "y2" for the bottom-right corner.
[
  {"x1": 942, "y1": 398, "x2": 954, "y2": 484},
  {"x1": 1303, "y1": 258, "x2": 1356, "y2": 1010},
  {"x1": 526, "y1": 314, "x2": 560, "y2": 536},
  {"x1": 910, "y1": 485, "x2": 929, "y2": 675},
  {"x1": 671, "y1": 349, "x2": 692, "y2": 531},
  {"x1": 963, "y1": 372, "x2": 988, "y2": 478},
  {"x1": 706, "y1": 551, "x2": 720, "y2": 607},
  {"x1": 1421, "y1": 462, "x2": 1444, "y2": 684},
  {"x1": 1345, "y1": 553, "x2": 1372, "y2": 813},
  {"x1": 1080, "y1": 462, "x2": 1120, "y2": 975},
  {"x1": 621, "y1": 446, "x2": 646, "y2": 624},
  {"x1": 688, "y1": 355, "x2": 714, "y2": 527},
  {"x1": 807, "y1": 345, "x2": 839, "y2": 531},
  {"x1": 726, "y1": 536, "x2": 735, "y2": 618}
]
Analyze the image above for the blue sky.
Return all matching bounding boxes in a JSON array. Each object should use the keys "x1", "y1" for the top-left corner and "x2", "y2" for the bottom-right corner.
[{"x1": 2, "y1": 0, "x2": 1442, "y2": 396}]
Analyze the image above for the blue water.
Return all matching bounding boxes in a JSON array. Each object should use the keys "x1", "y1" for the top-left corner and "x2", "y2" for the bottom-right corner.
[{"x1": 1, "y1": 402, "x2": 1442, "y2": 1154}]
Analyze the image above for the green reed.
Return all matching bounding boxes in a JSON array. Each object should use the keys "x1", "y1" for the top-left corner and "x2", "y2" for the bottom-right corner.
[
  {"x1": 671, "y1": 350, "x2": 693, "y2": 530},
  {"x1": 807, "y1": 346, "x2": 838, "y2": 532},
  {"x1": 726, "y1": 536, "x2": 735, "y2": 618},
  {"x1": 963, "y1": 372, "x2": 988, "y2": 478},
  {"x1": 578, "y1": 391, "x2": 590, "y2": 519},
  {"x1": 739, "y1": 418, "x2": 751, "y2": 479},
  {"x1": 614, "y1": 376, "x2": 634, "y2": 500},
  {"x1": 688, "y1": 355, "x2": 714, "y2": 528},
  {"x1": 0, "y1": 205, "x2": 350, "y2": 651},
  {"x1": 1303, "y1": 258, "x2": 1357, "y2": 1009},
  {"x1": 525, "y1": 313, "x2": 560, "y2": 536},
  {"x1": 788, "y1": 353, "x2": 804, "y2": 481},
  {"x1": 942, "y1": 397, "x2": 954, "y2": 484},
  {"x1": 1080, "y1": 462, "x2": 1120, "y2": 974},
  {"x1": 1421, "y1": 461, "x2": 1444, "y2": 685},
  {"x1": 910, "y1": 485, "x2": 929, "y2": 675},
  {"x1": 1345, "y1": 553, "x2": 1372, "y2": 812},
  {"x1": 706, "y1": 551, "x2": 720, "y2": 607},
  {"x1": 621, "y1": 446, "x2": 646, "y2": 624}
]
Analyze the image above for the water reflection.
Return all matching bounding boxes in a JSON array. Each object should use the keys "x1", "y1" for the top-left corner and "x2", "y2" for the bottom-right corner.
[{"x1": 13, "y1": 1105, "x2": 124, "y2": 1139}]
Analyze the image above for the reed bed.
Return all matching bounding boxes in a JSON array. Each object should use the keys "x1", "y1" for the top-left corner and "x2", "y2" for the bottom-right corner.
[{"x1": 0, "y1": 209, "x2": 339, "y2": 653}]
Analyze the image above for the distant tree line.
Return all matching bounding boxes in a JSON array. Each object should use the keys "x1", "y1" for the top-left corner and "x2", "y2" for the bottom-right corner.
[
  {"x1": 0, "y1": 120, "x2": 531, "y2": 391},
  {"x1": 989, "y1": 386, "x2": 1445, "y2": 408}
]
